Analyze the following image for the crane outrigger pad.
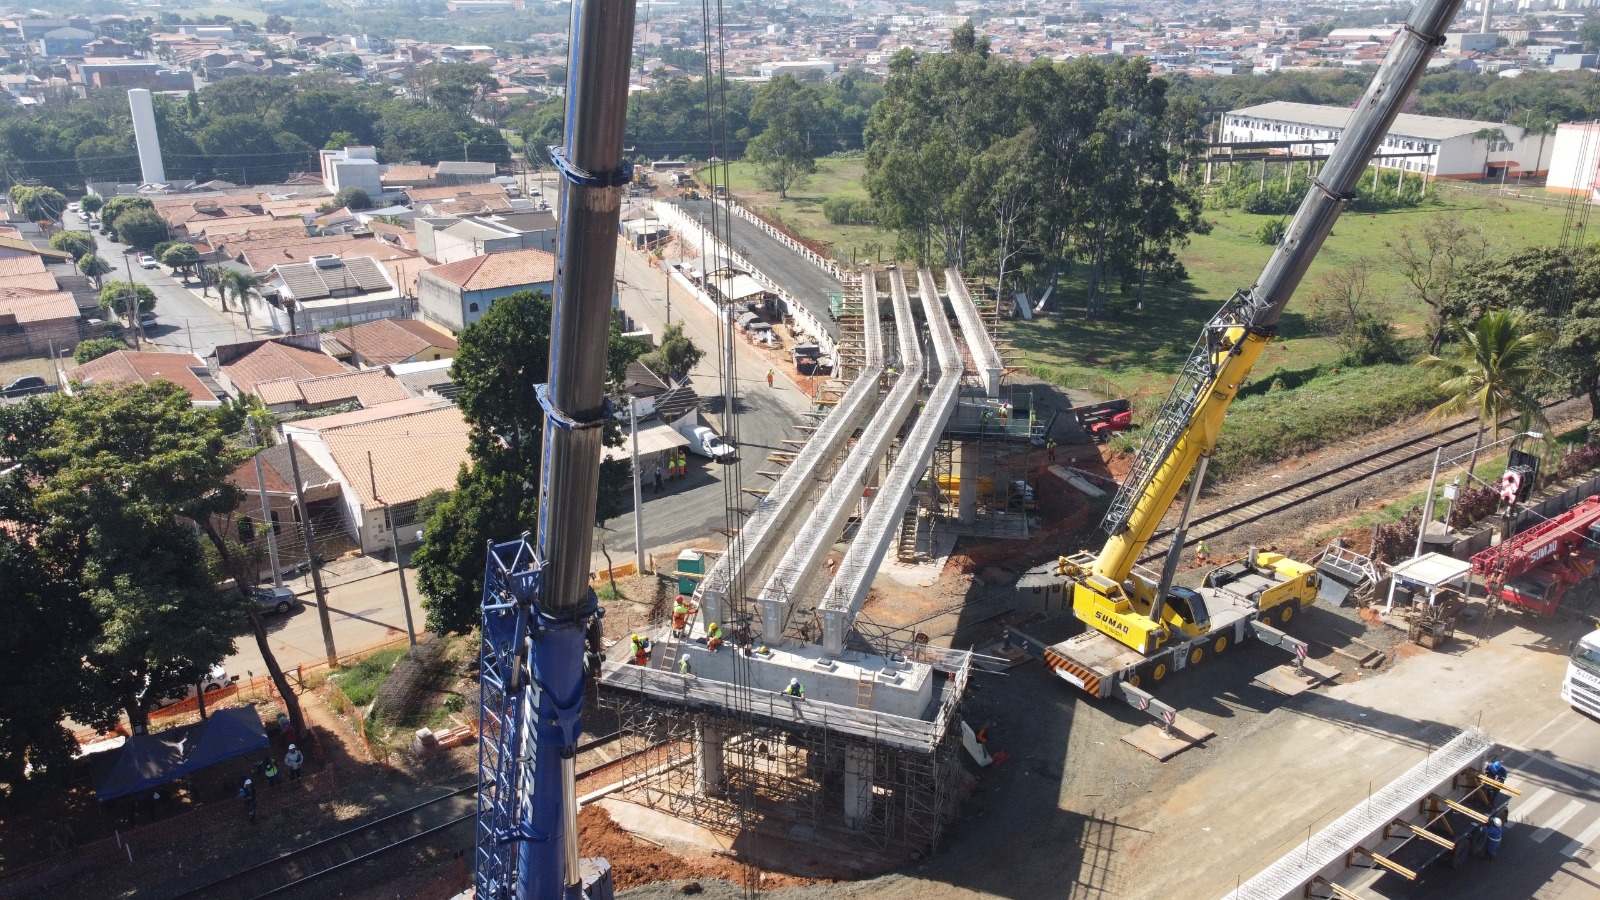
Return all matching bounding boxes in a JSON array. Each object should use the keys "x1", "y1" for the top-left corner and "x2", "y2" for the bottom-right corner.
[{"x1": 1114, "y1": 681, "x2": 1215, "y2": 760}]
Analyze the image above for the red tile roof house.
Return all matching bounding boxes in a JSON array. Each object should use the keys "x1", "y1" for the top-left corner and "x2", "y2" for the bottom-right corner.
[
  {"x1": 0, "y1": 287, "x2": 80, "y2": 359},
  {"x1": 210, "y1": 334, "x2": 351, "y2": 400},
  {"x1": 415, "y1": 248, "x2": 555, "y2": 332},
  {"x1": 219, "y1": 439, "x2": 345, "y2": 576},
  {"x1": 63, "y1": 350, "x2": 227, "y2": 406},
  {"x1": 280, "y1": 398, "x2": 471, "y2": 555},
  {"x1": 324, "y1": 318, "x2": 459, "y2": 368}
]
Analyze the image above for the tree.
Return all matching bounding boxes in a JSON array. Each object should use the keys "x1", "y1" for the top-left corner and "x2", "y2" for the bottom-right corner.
[
  {"x1": 79, "y1": 194, "x2": 103, "y2": 216},
  {"x1": 161, "y1": 243, "x2": 203, "y2": 280},
  {"x1": 109, "y1": 207, "x2": 169, "y2": 250},
  {"x1": 98, "y1": 195, "x2": 154, "y2": 234},
  {"x1": 1307, "y1": 256, "x2": 1401, "y2": 364},
  {"x1": 332, "y1": 186, "x2": 373, "y2": 210},
  {"x1": 217, "y1": 268, "x2": 263, "y2": 316},
  {"x1": 77, "y1": 253, "x2": 112, "y2": 287},
  {"x1": 99, "y1": 280, "x2": 157, "y2": 320},
  {"x1": 745, "y1": 75, "x2": 823, "y2": 199},
  {"x1": 264, "y1": 13, "x2": 291, "y2": 33},
  {"x1": 413, "y1": 465, "x2": 531, "y2": 635},
  {"x1": 4, "y1": 384, "x2": 268, "y2": 733},
  {"x1": 50, "y1": 229, "x2": 95, "y2": 260},
  {"x1": 72, "y1": 337, "x2": 125, "y2": 364},
  {"x1": 450, "y1": 289, "x2": 554, "y2": 475},
  {"x1": 1416, "y1": 308, "x2": 1553, "y2": 478},
  {"x1": 1385, "y1": 218, "x2": 1491, "y2": 354},
  {"x1": 638, "y1": 321, "x2": 704, "y2": 381},
  {"x1": 8, "y1": 185, "x2": 66, "y2": 222}
]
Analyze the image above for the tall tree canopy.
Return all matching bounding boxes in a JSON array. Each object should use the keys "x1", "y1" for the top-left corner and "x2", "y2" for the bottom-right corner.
[
  {"x1": 864, "y1": 39, "x2": 1203, "y2": 315},
  {"x1": 414, "y1": 291, "x2": 650, "y2": 634}
]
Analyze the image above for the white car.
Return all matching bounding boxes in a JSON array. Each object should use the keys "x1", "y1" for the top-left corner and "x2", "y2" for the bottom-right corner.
[
  {"x1": 138, "y1": 254, "x2": 159, "y2": 269},
  {"x1": 145, "y1": 665, "x2": 237, "y2": 709}
]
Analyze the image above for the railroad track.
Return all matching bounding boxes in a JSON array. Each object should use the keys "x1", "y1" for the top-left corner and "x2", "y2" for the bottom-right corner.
[
  {"x1": 170, "y1": 732, "x2": 632, "y2": 900},
  {"x1": 1136, "y1": 399, "x2": 1575, "y2": 566}
]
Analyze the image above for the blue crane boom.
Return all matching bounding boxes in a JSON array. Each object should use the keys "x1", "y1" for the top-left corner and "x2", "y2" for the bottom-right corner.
[{"x1": 475, "y1": 0, "x2": 637, "y2": 896}]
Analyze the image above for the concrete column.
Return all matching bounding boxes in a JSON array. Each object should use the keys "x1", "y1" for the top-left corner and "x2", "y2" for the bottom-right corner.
[
  {"x1": 957, "y1": 441, "x2": 978, "y2": 524},
  {"x1": 700, "y1": 589, "x2": 724, "y2": 637},
  {"x1": 843, "y1": 745, "x2": 876, "y2": 828},
  {"x1": 761, "y1": 597, "x2": 785, "y2": 644},
  {"x1": 695, "y1": 723, "x2": 724, "y2": 794}
]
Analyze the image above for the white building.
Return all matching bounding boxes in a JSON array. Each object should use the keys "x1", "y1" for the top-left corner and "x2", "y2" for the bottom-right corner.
[
  {"x1": 1544, "y1": 121, "x2": 1600, "y2": 197},
  {"x1": 318, "y1": 146, "x2": 385, "y2": 197},
  {"x1": 756, "y1": 59, "x2": 836, "y2": 79},
  {"x1": 1222, "y1": 101, "x2": 1552, "y2": 180}
]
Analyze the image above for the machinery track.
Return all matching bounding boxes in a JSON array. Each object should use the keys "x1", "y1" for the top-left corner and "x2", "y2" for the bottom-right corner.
[
  {"x1": 168, "y1": 733, "x2": 632, "y2": 900},
  {"x1": 1137, "y1": 399, "x2": 1577, "y2": 565}
]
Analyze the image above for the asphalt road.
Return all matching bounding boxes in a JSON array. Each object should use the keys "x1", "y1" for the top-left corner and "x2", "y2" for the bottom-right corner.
[
  {"x1": 62, "y1": 210, "x2": 264, "y2": 356},
  {"x1": 225, "y1": 565, "x2": 423, "y2": 679},
  {"x1": 672, "y1": 196, "x2": 842, "y2": 341},
  {"x1": 597, "y1": 235, "x2": 810, "y2": 569}
]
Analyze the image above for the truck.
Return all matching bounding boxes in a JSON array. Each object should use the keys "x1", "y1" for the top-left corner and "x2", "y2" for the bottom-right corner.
[
  {"x1": 1471, "y1": 494, "x2": 1600, "y2": 616},
  {"x1": 1073, "y1": 398, "x2": 1134, "y2": 442},
  {"x1": 1006, "y1": 0, "x2": 1457, "y2": 710},
  {"x1": 670, "y1": 410, "x2": 735, "y2": 461},
  {"x1": 1563, "y1": 627, "x2": 1600, "y2": 719}
]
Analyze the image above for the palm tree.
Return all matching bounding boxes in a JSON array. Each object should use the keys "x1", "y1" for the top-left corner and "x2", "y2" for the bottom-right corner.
[
  {"x1": 1519, "y1": 118, "x2": 1557, "y2": 189},
  {"x1": 218, "y1": 269, "x2": 263, "y2": 331},
  {"x1": 1416, "y1": 308, "x2": 1553, "y2": 478}
]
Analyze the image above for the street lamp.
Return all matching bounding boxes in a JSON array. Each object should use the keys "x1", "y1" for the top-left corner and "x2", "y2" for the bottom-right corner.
[{"x1": 1414, "y1": 430, "x2": 1544, "y2": 558}]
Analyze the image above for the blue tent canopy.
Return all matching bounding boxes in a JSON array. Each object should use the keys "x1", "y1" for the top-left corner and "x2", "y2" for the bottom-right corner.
[{"x1": 95, "y1": 706, "x2": 269, "y2": 801}]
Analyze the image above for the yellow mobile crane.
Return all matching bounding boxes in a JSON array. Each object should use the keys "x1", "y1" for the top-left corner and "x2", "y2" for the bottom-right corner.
[{"x1": 1008, "y1": 0, "x2": 1462, "y2": 702}]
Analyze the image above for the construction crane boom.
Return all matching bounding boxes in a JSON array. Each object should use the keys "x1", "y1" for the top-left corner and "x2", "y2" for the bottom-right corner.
[
  {"x1": 1068, "y1": 0, "x2": 1466, "y2": 655},
  {"x1": 476, "y1": 0, "x2": 637, "y2": 897}
]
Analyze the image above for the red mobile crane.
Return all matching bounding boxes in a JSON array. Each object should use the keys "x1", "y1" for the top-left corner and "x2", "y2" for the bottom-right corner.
[{"x1": 1471, "y1": 495, "x2": 1600, "y2": 615}]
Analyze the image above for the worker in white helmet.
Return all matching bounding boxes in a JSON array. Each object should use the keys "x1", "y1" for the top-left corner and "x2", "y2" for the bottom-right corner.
[{"x1": 782, "y1": 678, "x2": 805, "y2": 699}]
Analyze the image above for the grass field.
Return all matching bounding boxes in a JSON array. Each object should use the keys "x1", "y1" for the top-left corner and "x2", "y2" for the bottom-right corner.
[
  {"x1": 720, "y1": 158, "x2": 896, "y2": 264},
  {"x1": 716, "y1": 157, "x2": 1583, "y2": 476}
]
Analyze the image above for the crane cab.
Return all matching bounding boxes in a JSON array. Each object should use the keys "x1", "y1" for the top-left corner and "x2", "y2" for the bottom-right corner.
[{"x1": 1203, "y1": 550, "x2": 1320, "y2": 622}]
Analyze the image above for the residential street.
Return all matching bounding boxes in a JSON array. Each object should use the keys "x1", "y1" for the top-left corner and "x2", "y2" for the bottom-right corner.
[
  {"x1": 595, "y1": 232, "x2": 811, "y2": 569},
  {"x1": 63, "y1": 209, "x2": 265, "y2": 356}
]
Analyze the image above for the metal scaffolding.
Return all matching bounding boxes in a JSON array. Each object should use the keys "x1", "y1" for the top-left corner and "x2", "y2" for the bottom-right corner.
[{"x1": 598, "y1": 652, "x2": 971, "y2": 859}]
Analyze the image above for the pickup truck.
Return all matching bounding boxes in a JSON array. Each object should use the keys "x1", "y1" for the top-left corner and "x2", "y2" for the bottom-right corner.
[{"x1": 685, "y1": 425, "x2": 735, "y2": 461}]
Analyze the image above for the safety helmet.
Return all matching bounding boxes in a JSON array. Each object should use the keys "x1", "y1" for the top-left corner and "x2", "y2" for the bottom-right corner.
[
  {"x1": 789, "y1": 677, "x2": 800, "y2": 687},
  {"x1": 708, "y1": 622, "x2": 718, "y2": 630},
  {"x1": 288, "y1": 744, "x2": 296, "y2": 750},
  {"x1": 1491, "y1": 817, "x2": 1502, "y2": 826},
  {"x1": 244, "y1": 778, "x2": 253, "y2": 786}
]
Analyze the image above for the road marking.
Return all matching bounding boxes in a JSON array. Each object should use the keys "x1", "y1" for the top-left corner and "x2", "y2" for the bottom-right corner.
[
  {"x1": 1562, "y1": 816, "x2": 1600, "y2": 860},
  {"x1": 1518, "y1": 786, "x2": 1558, "y2": 821},
  {"x1": 1531, "y1": 800, "x2": 1586, "y2": 843},
  {"x1": 1533, "y1": 749, "x2": 1600, "y2": 788}
]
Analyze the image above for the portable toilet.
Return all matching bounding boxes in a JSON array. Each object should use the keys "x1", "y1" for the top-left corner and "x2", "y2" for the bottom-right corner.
[{"x1": 677, "y1": 548, "x2": 705, "y2": 596}]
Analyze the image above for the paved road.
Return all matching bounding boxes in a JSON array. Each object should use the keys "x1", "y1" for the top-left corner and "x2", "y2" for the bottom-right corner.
[
  {"x1": 1401, "y1": 702, "x2": 1600, "y2": 900},
  {"x1": 63, "y1": 210, "x2": 265, "y2": 356},
  {"x1": 226, "y1": 565, "x2": 422, "y2": 679},
  {"x1": 597, "y1": 236, "x2": 810, "y2": 569},
  {"x1": 672, "y1": 197, "x2": 842, "y2": 341}
]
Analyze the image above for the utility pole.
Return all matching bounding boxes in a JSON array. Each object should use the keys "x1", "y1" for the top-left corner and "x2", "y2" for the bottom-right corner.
[
  {"x1": 630, "y1": 398, "x2": 645, "y2": 574},
  {"x1": 286, "y1": 434, "x2": 338, "y2": 667},
  {"x1": 369, "y1": 451, "x2": 416, "y2": 648},
  {"x1": 250, "y1": 420, "x2": 285, "y2": 589}
]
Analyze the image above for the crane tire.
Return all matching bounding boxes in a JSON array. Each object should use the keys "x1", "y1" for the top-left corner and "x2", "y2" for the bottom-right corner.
[
  {"x1": 1149, "y1": 661, "x2": 1169, "y2": 684},
  {"x1": 1210, "y1": 635, "x2": 1228, "y2": 655},
  {"x1": 1188, "y1": 647, "x2": 1204, "y2": 667},
  {"x1": 1277, "y1": 602, "x2": 1298, "y2": 626}
]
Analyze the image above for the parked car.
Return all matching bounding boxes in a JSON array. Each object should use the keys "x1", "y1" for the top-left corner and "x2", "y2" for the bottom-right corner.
[
  {"x1": 3, "y1": 375, "x2": 47, "y2": 394},
  {"x1": 138, "y1": 312, "x2": 157, "y2": 329},
  {"x1": 254, "y1": 585, "x2": 301, "y2": 615},
  {"x1": 138, "y1": 254, "x2": 159, "y2": 269},
  {"x1": 146, "y1": 665, "x2": 236, "y2": 709},
  {"x1": 67, "y1": 202, "x2": 80, "y2": 213}
]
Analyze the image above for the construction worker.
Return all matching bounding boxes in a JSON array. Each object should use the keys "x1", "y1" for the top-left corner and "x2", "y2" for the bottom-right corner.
[
  {"x1": 998, "y1": 404, "x2": 1008, "y2": 422},
  {"x1": 631, "y1": 634, "x2": 650, "y2": 665},
  {"x1": 706, "y1": 622, "x2": 724, "y2": 652},
  {"x1": 262, "y1": 755, "x2": 281, "y2": 791},
  {"x1": 1046, "y1": 438, "x2": 1056, "y2": 462},
  {"x1": 1485, "y1": 756, "x2": 1509, "y2": 808},
  {"x1": 672, "y1": 596, "x2": 694, "y2": 634},
  {"x1": 675, "y1": 450, "x2": 686, "y2": 479},
  {"x1": 284, "y1": 743, "x2": 303, "y2": 781},
  {"x1": 1196, "y1": 540, "x2": 1211, "y2": 567},
  {"x1": 766, "y1": 368, "x2": 774, "y2": 387},
  {"x1": 653, "y1": 466, "x2": 664, "y2": 494},
  {"x1": 678, "y1": 655, "x2": 693, "y2": 676},
  {"x1": 239, "y1": 778, "x2": 257, "y2": 824},
  {"x1": 1482, "y1": 817, "x2": 1504, "y2": 859},
  {"x1": 782, "y1": 678, "x2": 805, "y2": 700}
]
